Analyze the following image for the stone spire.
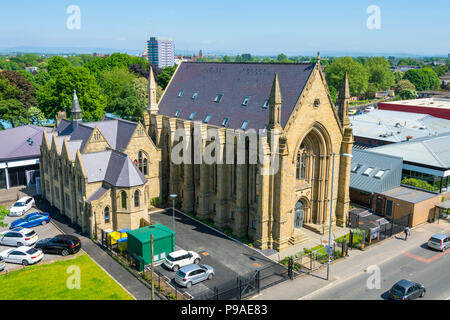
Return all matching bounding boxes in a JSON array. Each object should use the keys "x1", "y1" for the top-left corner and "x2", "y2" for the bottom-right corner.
[
  {"x1": 148, "y1": 66, "x2": 158, "y2": 114},
  {"x1": 336, "y1": 72, "x2": 350, "y2": 128},
  {"x1": 268, "y1": 73, "x2": 282, "y2": 130},
  {"x1": 72, "y1": 89, "x2": 82, "y2": 130},
  {"x1": 316, "y1": 51, "x2": 321, "y2": 65}
]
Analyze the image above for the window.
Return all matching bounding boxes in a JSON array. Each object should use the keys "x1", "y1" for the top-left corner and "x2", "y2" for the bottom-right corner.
[
  {"x1": 178, "y1": 90, "x2": 184, "y2": 97},
  {"x1": 313, "y1": 99, "x2": 320, "y2": 108},
  {"x1": 296, "y1": 150, "x2": 307, "y2": 180},
  {"x1": 242, "y1": 97, "x2": 250, "y2": 106},
  {"x1": 121, "y1": 191, "x2": 127, "y2": 209},
  {"x1": 104, "y1": 206, "x2": 110, "y2": 223},
  {"x1": 241, "y1": 120, "x2": 249, "y2": 130},
  {"x1": 222, "y1": 117, "x2": 229, "y2": 127},
  {"x1": 214, "y1": 94, "x2": 223, "y2": 102},
  {"x1": 204, "y1": 114, "x2": 211, "y2": 123},
  {"x1": 138, "y1": 151, "x2": 148, "y2": 175},
  {"x1": 192, "y1": 91, "x2": 199, "y2": 100},
  {"x1": 363, "y1": 167, "x2": 374, "y2": 176},
  {"x1": 263, "y1": 99, "x2": 269, "y2": 108},
  {"x1": 174, "y1": 109, "x2": 181, "y2": 117},
  {"x1": 352, "y1": 164, "x2": 362, "y2": 173},
  {"x1": 252, "y1": 220, "x2": 256, "y2": 230},
  {"x1": 143, "y1": 158, "x2": 148, "y2": 175},
  {"x1": 134, "y1": 190, "x2": 140, "y2": 207},
  {"x1": 189, "y1": 112, "x2": 196, "y2": 120},
  {"x1": 231, "y1": 211, "x2": 235, "y2": 221},
  {"x1": 374, "y1": 170, "x2": 386, "y2": 179}
]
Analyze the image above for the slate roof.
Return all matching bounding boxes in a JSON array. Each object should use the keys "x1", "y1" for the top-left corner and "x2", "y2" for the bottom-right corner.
[
  {"x1": 350, "y1": 149, "x2": 403, "y2": 194},
  {"x1": 157, "y1": 62, "x2": 316, "y2": 130},
  {"x1": 370, "y1": 132, "x2": 450, "y2": 170},
  {"x1": 0, "y1": 125, "x2": 52, "y2": 161},
  {"x1": 81, "y1": 150, "x2": 147, "y2": 187},
  {"x1": 87, "y1": 185, "x2": 110, "y2": 203}
]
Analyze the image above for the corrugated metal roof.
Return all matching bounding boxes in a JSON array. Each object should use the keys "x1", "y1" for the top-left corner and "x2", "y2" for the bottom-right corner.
[
  {"x1": 370, "y1": 132, "x2": 450, "y2": 169},
  {"x1": 157, "y1": 62, "x2": 315, "y2": 130},
  {"x1": 350, "y1": 149, "x2": 403, "y2": 193}
]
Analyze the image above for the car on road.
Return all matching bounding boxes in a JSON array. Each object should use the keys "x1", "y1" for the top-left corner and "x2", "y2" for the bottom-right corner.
[
  {"x1": 348, "y1": 109, "x2": 357, "y2": 116},
  {"x1": 0, "y1": 256, "x2": 5, "y2": 272},
  {"x1": 35, "y1": 234, "x2": 81, "y2": 256},
  {"x1": 0, "y1": 227, "x2": 38, "y2": 247},
  {"x1": 427, "y1": 233, "x2": 450, "y2": 252},
  {"x1": 389, "y1": 279, "x2": 426, "y2": 300},
  {"x1": 10, "y1": 212, "x2": 51, "y2": 229},
  {"x1": 163, "y1": 249, "x2": 201, "y2": 271},
  {"x1": 0, "y1": 246, "x2": 44, "y2": 266},
  {"x1": 9, "y1": 196, "x2": 35, "y2": 217},
  {"x1": 364, "y1": 106, "x2": 375, "y2": 112},
  {"x1": 174, "y1": 264, "x2": 215, "y2": 288}
]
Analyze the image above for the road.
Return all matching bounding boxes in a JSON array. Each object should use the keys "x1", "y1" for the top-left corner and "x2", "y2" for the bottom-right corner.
[{"x1": 304, "y1": 237, "x2": 450, "y2": 300}]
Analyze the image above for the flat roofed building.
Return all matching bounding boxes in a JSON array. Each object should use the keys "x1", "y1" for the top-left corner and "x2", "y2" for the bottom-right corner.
[{"x1": 378, "y1": 98, "x2": 450, "y2": 120}]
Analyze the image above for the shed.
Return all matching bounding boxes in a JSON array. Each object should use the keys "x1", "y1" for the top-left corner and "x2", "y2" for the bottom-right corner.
[{"x1": 126, "y1": 224, "x2": 175, "y2": 271}]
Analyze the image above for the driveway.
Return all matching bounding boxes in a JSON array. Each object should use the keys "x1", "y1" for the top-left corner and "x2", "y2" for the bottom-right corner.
[
  {"x1": 150, "y1": 209, "x2": 288, "y2": 298},
  {"x1": 0, "y1": 205, "x2": 64, "y2": 273}
]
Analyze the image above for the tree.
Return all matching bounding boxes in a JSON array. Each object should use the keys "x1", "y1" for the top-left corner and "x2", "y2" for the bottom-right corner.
[
  {"x1": 98, "y1": 67, "x2": 136, "y2": 113},
  {"x1": 394, "y1": 79, "x2": 416, "y2": 94},
  {"x1": 364, "y1": 57, "x2": 395, "y2": 91},
  {"x1": 47, "y1": 56, "x2": 71, "y2": 76},
  {"x1": 37, "y1": 66, "x2": 106, "y2": 121},
  {"x1": 0, "y1": 76, "x2": 29, "y2": 127},
  {"x1": 157, "y1": 65, "x2": 177, "y2": 90},
  {"x1": 110, "y1": 83, "x2": 146, "y2": 122},
  {"x1": 399, "y1": 88, "x2": 418, "y2": 100},
  {"x1": 222, "y1": 56, "x2": 233, "y2": 63},
  {"x1": 1, "y1": 71, "x2": 37, "y2": 108},
  {"x1": 404, "y1": 68, "x2": 440, "y2": 91},
  {"x1": 277, "y1": 54, "x2": 287, "y2": 61},
  {"x1": 241, "y1": 54, "x2": 253, "y2": 62},
  {"x1": 328, "y1": 85, "x2": 337, "y2": 103},
  {"x1": 394, "y1": 71, "x2": 404, "y2": 84},
  {"x1": 325, "y1": 57, "x2": 369, "y2": 97},
  {"x1": 433, "y1": 65, "x2": 448, "y2": 77},
  {"x1": 28, "y1": 106, "x2": 46, "y2": 125}
]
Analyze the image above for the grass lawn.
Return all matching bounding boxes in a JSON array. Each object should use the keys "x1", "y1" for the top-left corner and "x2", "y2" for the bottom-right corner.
[{"x1": 0, "y1": 253, "x2": 134, "y2": 300}]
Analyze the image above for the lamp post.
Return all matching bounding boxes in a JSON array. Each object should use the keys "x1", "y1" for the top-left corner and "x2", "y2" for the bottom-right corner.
[
  {"x1": 169, "y1": 194, "x2": 177, "y2": 232},
  {"x1": 327, "y1": 152, "x2": 352, "y2": 281}
]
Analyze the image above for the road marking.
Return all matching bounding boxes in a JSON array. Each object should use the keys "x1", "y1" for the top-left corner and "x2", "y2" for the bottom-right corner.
[
  {"x1": 402, "y1": 250, "x2": 448, "y2": 264},
  {"x1": 253, "y1": 263, "x2": 261, "y2": 267},
  {"x1": 202, "y1": 252, "x2": 209, "y2": 256}
]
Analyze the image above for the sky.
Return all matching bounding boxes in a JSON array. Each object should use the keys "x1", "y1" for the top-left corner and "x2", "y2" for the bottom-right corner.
[{"x1": 0, "y1": 0, "x2": 449, "y2": 56}]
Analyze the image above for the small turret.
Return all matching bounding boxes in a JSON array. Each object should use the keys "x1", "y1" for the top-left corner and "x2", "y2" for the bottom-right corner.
[
  {"x1": 72, "y1": 90, "x2": 82, "y2": 130},
  {"x1": 268, "y1": 73, "x2": 282, "y2": 131}
]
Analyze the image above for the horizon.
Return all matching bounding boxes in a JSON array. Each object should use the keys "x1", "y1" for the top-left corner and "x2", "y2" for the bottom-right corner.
[{"x1": 0, "y1": 0, "x2": 449, "y2": 57}]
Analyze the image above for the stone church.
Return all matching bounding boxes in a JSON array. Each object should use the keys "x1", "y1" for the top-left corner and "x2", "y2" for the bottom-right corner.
[{"x1": 40, "y1": 58, "x2": 353, "y2": 252}]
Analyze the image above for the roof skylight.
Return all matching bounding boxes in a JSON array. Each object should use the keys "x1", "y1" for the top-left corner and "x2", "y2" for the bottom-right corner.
[
  {"x1": 241, "y1": 120, "x2": 249, "y2": 130},
  {"x1": 189, "y1": 112, "x2": 196, "y2": 120},
  {"x1": 204, "y1": 114, "x2": 211, "y2": 123},
  {"x1": 214, "y1": 94, "x2": 223, "y2": 103},
  {"x1": 192, "y1": 91, "x2": 199, "y2": 100}
]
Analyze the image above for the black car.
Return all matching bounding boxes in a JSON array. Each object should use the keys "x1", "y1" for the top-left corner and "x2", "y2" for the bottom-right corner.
[
  {"x1": 35, "y1": 234, "x2": 81, "y2": 256},
  {"x1": 389, "y1": 279, "x2": 426, "y2": 300}
]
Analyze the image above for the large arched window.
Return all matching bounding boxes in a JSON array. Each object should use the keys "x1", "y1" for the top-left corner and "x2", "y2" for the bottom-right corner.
[
  {"x1": 104, "y1": 206, "x2": 110, "y2": 223},
  {"x1": 121, "y1": 191, "x2": 127, "y2": 209},
  {"x1": 296, "y1": 144, "x2": 307, "y2": 180},
  {"x1": 138, "y1": 151, "x2": 148, "y2": 175},
  {"x1": 134, "y1": 190, "x2": 140, "y2": 207}
]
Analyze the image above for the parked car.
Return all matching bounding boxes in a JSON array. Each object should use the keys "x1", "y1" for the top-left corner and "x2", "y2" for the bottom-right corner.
[
  {"x1": 389, "y1": 279, "x2": 426, "y2": 300},
  {"x1": 0, "y1": 246, "x2": 44, "y2": 266},
  {"x1": 364, "y1": 106, "x2": 375, "y2": 112},
  {"x1": 10, "y1": 212, "x2": 51, "y2": 229},
  {"x1": 163, "y1": 249, "x2": 201, "y2": 271},
  {"x1": 9, "y1": 196, "x2": 35, "y2": 217},
  {"x1": 355, "y1": 109, "x2": 364, "y2": 115},
  {"x1": 0, "y1": 256, "x2": 5, "y2": 272},
  {"x1": 348, "y1": 109, "x2": 357, "y2": 116},
  {"x1": 175, "y1": 264, "x2": 214, "y2": 288},
  {"x1": 35, "y1": 234, "x2": 81, "y2": 256},
  {"x1": 427, "y1": 233, "x2": 450, "y2": 252},
  {"x1": 0, "y1": 227, "x2": 38, "y2": 247}
]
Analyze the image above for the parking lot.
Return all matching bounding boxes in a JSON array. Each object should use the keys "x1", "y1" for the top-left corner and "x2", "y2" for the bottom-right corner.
[
  {"x1": 0, "y1": 201, "x2": 66, "y2": 273},
  {"x1": 150, "y1": 209, "x2": 288, "y2": 298}
]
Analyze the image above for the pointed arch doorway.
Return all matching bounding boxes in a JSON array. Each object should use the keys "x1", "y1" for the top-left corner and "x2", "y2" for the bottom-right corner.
[{"x1": 294, "y1": 200, "x2": 305, "y2": 229}]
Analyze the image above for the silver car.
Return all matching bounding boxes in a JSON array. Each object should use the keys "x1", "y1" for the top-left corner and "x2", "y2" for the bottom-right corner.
[
  {"x1": 428, "y1": 234, "x2": 450, "y2": 251},
  {"x1": 174, "y1": 264, "x2": 214, "y2": 288},
  {"x1": 0, "y1": 257, "x2": 5, "y2": 272}
]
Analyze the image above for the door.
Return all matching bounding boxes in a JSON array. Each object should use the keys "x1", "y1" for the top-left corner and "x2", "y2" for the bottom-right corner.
[
  {"x1": 294, "y1": 201, "x2": 304, "y2": 229},
  {"x1": 376, "y1": 198, "x2": 383, "y2": 214}
]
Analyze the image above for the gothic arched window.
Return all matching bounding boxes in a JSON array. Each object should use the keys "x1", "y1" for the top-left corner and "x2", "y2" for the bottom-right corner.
[
  {"x1": 104, "y1": 206, "x2": 110, "y2": 223},
  {"x1": 134, "y1": 190, "x2": 140, "y2": 207},
  {"x1": 121, "y1": 191, "x2": 127, "y2": 209}
]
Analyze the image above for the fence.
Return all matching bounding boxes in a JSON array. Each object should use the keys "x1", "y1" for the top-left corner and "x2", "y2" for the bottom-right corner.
[{"x1": 291, "y1": 244, "x2": 340, "y2": 276}]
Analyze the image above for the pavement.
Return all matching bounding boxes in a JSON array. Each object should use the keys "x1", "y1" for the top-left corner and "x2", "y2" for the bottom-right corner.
[
  {"x1": 250, "y1": 219, "x2": 450, "y2": 300},
  {"x1": 151, "y1": 209, "x2": 289, "y2": 299}
]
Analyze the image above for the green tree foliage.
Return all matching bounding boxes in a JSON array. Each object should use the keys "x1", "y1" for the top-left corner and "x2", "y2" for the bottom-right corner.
[
  {"x1": 222, "y1": 56, "x2": 233, "y2": 63},
  {"x1": 157, "y1": 65, "x2": 178, "y2": 90},
  {"x1": 277, "y1": 53, "x2": 287, "y2": 61},
  {"x1": 325, "y1": 57, "x2": 369, "y2": 97},
  {"x1": 0, "y1": 75, "x2": 29, "y2": 127},
  {"x1": 397, "y1": 58, "x2": 423, "y2": 67},
  {"x1": 328, "y1": 85, "x2": 337, "y2": 103},
  {"x1": 85, "y1": 53, "x2": 147, "y2": 75},
  {"x1": 28, "y1": 106, "x2": 46, "y2": 125},
  {"x1": 98, "y1": 67, "x2": 136, "y2": 113},
  {"x1": 399, "y1": 88, "x2": 418, "y2": 100},
  {"x1": 364, "y1": 57, "x2": 395, "y2": 91},
  {"x1": 433, "y1": 65, "x2": 448, "y2": 77},
  {"x1": 393, "y1": 71, "x2": 404, "y2": 84},
  {"x1": 37, "y1": 66, "x2": 106, "y2": 121},
  {"x1": 110, "y1": 83, "x2": 146, "y2": 122},
  {"x1": 47, "y1": 56, "x2": 71, "y2": 75},
  {"x1": 401, "y1": 178, "x2": 435, "y2": 192},
  {"x1": 404, "y1": 68, "x2": 440, "y2": 91},
  {"x1": 394, "y1": 79, "x2": 416, "y2": 94}
]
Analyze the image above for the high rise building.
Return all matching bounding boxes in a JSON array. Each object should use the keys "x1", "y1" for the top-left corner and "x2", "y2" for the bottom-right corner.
[{"x1": 147, "y1": 37, "x2": 175, "y2": 68}]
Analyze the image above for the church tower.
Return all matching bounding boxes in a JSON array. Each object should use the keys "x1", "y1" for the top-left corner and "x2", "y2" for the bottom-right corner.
[
  {"x1": 71, "y1": 90, "x2": 82, "y2": 130},
  {"x1": 336, "y1": 72, "x2": 350, "y2": 128},
  {"x1": 148, "y1": 67, "x2": 159, "y2": 115}
]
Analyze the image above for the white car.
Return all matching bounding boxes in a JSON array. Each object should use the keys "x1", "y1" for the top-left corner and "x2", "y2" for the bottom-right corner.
[
  {"x1": 0, "y1": 227, "x2": 38, "y2": 247},
  {"x1": 0, "y1": 246, "x2": 44, "y2": 266},
  {"x1": 365, "y1": 106, "x2": 375, "y2": 112},
  {"x1": 163, "y1": 249, "x2": 201, "y2": 271},
  {"x1": 9, "y1": 196, "x2": 35, "y2": 216}
]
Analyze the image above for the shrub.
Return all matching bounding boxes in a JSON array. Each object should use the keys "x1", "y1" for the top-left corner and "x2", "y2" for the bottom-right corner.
[
  {"x1": 151, "y1": 197, "x2": 160, "y2": 207},
  {"x1": 0, "y1": 205, "x2": 9, "y2": 227}
]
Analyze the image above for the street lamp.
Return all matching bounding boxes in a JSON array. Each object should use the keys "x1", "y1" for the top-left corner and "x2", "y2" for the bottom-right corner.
[
  {"x1": 327, "y1": 152, "x2": 352, "y2": 281},
  {"x1": 169, "y1": 194, "x2": 177, "y2": 232}
]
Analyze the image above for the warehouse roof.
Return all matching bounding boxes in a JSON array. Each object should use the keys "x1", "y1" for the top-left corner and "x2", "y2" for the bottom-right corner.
[
  {"x1": 350, "y1": 149, "x2": 403, "y2": 193},
  {"x1": 157, "y1": 62, "x2": 316, "y2": 130}
]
